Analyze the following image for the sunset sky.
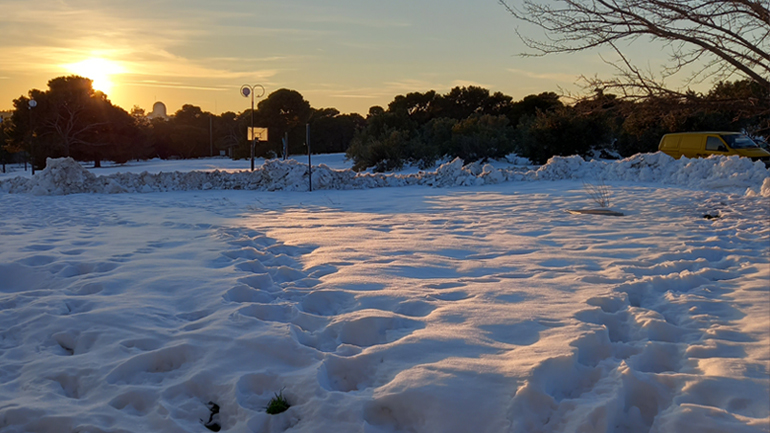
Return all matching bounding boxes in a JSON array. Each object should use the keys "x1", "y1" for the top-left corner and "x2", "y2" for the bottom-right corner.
[{"x1": 1, "y1": 0, "x2": 666, "y2": 115}]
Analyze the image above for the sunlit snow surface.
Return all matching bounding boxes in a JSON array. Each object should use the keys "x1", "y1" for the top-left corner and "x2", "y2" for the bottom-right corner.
[{"x1": 0, "y1": 154, "x2": 768, "y2": 432}]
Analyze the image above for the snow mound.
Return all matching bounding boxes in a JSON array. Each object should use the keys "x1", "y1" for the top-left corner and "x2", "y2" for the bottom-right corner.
[
  {"x1": 533, "y1": 153, "x2": 769, "y2": 190},
  {"x1": 0, "y1": 153, "x2": 767, "y2": 196},
  {"x1": 748, "y1": 177, "x2": 770, "y2": 197}
]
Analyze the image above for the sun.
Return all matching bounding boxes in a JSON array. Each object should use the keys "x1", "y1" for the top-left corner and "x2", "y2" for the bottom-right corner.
[{"x1": 64, "y1": 58, "x2": 126, "y2": 94}]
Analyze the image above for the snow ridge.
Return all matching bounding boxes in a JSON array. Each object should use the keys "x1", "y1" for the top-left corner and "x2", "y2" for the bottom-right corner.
[{"x1": 0, "y1": 153, "x2": 768, "y2": 196}]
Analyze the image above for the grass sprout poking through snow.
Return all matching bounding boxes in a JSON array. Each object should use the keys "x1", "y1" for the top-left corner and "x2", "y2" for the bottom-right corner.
[
  {"x1": 266, "y1": 391, "x2": 290, "y2": 415},
  {"x1": 583, "y1": 180, "x2": 612, "y2": 208}
]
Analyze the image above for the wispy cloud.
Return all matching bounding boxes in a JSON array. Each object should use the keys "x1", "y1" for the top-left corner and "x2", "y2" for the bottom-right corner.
[
  {"x1": 205, "y1": 56, "x2": 295, "y2": 63},
  {"x1": 450, "y1": 79, "x2": 491, "y2": 89},
  {"x1": 295, "y1": 14, "x2": 410, "y2": 28},
  {"x1": 0, "y1": 44, "x2": 278, "y2": 84},
  {"x1": 122, "y1": 81, "x2": 231, "y2": 92},
  {"x1": 0, "y1": 0, "x2": 291, "y2": 85},
  {"x1": 328, "y1": 94, "x2": 378, "y2": 99},
  {"x1": 382, "y1": 79, "x2": 441, "y2": 93},
  {"x1": 507, "y1": 68, "x2": 578, "y2": 83}
]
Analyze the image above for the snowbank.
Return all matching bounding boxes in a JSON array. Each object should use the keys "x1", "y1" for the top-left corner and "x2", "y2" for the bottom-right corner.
[{"x1": 1, "y1": 153, "x2": 767, "y2": 196}]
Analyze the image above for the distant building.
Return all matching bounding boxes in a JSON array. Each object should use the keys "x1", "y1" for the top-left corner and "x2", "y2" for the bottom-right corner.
[
  {"x1": 0, "y1": 110, "x2": 12, "y2": 124},
  {"x1": 148, "y1": 101, "x2": 169, "y2": 120}
]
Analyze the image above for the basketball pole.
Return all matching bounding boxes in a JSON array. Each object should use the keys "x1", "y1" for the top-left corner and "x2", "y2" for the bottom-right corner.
[{"x1": 240, "y1": 84, "x2": 265, "y2": 172}]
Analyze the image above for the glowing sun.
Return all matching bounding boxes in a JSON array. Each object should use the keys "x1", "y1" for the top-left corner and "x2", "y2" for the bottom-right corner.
[{"x1": 65, "y1": 58, "x2": 126, "y2": 94}]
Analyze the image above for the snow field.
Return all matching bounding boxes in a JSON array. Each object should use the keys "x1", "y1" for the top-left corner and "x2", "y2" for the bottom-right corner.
[{"x1": 0, "y1": 157, "x2": 768, "y2": 432}]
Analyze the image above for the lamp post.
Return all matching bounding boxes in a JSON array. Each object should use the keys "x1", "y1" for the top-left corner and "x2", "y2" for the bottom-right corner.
[
  {"x1": 28, "y1": 99, "x2": 36, "y2": 175},
  {"x1": 240, "y1": 84, "x2": 265, "y2": 171}
]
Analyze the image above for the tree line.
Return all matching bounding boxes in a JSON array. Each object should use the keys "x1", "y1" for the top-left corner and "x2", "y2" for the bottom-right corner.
[
  {"x1": 1, "y1": 75, "x2": 768, "y2": 172},
  {"x1": 0, "y1": 77, "x2": 365, "y2": 171},
  {"x1": 348, "y1": 80, "x2": 768, "y2": 169}
]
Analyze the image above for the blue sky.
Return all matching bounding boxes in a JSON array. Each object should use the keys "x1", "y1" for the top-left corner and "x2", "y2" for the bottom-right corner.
[{"x1": 1, "y1": 0, "x2": 648, "y2": 115}]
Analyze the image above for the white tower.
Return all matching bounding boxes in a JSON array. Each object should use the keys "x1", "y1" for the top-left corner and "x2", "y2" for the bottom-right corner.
[{"x1": 148, "y1": 101, "x2": 168, "y2": 119}]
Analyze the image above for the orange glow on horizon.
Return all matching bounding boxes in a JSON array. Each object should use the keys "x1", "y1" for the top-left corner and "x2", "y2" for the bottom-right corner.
[{"x1": 64, "y1": 58, "x2": 126, "y2": 95}]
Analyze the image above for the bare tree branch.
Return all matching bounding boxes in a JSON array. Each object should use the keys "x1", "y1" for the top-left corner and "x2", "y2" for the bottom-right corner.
[{"x1": 500, "y1": 0, "x2": 770, "y2": 97}]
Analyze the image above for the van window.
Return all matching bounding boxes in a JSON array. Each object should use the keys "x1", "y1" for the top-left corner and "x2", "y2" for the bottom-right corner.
[
  {"x1": 661, "y1": 135, "x2": 679, "y2": 149},
  {"x1": 705, "y1": 136, "x2": 726, "y2": 151},
  {"x1": 721, "y1": 134, "x2": 759, "y2": 149}
]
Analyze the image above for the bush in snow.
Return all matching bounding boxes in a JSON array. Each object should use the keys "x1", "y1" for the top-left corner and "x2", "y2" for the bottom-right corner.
[
  {"x1": 266, "y1": 391, "x2": 290, "y2": 415},
  {"x1": 516, "y1": 108, "x2": 612, "y2": 165}
]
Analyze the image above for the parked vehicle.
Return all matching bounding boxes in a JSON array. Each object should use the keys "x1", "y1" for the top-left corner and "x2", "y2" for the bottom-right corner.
[
  {"x1": 658, "y1": 132, "x2": 770, "y2": 166},
  {"x1": 756, "y1": 137, "x2": 770, "y2": 153}
]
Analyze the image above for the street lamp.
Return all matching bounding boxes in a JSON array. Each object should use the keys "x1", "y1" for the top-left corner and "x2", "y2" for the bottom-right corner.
[
  {"x1": 28, "y1": 99, "x2": 36, "y2": 175},
  {"x1": 240, "y1": 84, "x2": 265, "y2": 171}
]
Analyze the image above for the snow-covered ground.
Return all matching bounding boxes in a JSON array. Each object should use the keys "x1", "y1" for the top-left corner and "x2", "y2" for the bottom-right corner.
[{"x1": 0, "y1": 153, "x2": 768, "y2": 432}]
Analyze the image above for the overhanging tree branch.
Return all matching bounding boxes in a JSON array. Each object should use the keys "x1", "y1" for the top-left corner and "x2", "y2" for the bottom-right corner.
[{"x1": 500, "y1": 0, "x2": 770, "y2": 96}]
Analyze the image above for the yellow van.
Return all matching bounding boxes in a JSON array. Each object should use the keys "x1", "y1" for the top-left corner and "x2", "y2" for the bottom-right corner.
[{"x1": 659, "y1": 132, "x2": 770, "y2": 165}]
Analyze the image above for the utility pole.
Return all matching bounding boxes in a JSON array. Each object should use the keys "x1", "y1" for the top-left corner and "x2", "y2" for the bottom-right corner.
[
  {"x1": 307, "y1": 123, "x2": 311, "y2": 192},
  {"x1": 28, "y1": 99, "x2": 37, "y2": 175},
  {"x1": 209, "y1": 114, "x2": 213, "y2": 157}
]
